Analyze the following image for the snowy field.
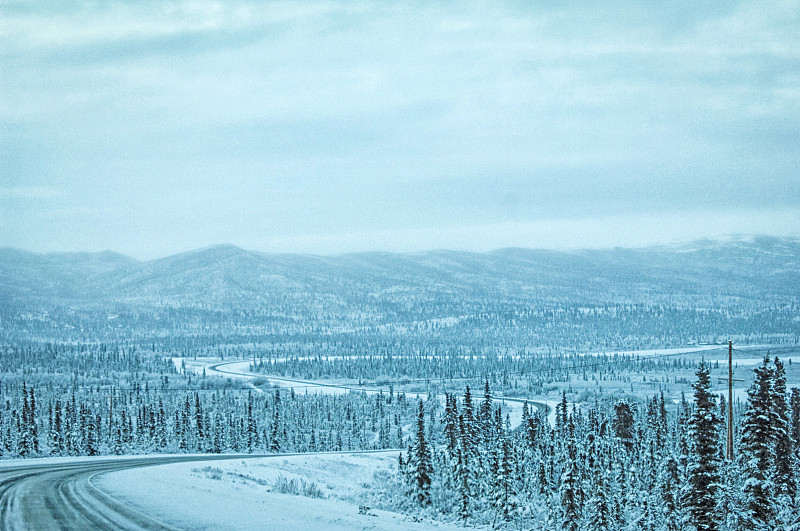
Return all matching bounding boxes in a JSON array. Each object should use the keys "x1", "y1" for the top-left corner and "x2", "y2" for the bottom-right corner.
[{"x1": 97, "y1": 451, "x2": 472, "y2": 531}]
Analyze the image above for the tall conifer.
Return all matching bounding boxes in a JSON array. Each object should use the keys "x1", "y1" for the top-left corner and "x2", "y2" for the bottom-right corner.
[{"x1": 686, "y1": 363, "x2": 722, "y2": 531}]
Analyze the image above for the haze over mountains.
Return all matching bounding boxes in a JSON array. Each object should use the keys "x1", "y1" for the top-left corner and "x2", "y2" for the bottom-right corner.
[{"x1": 2, "y1": 236, "x2": 799, "y2": 348}]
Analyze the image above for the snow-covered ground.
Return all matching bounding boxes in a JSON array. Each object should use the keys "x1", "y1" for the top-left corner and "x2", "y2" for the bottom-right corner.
[{"x1": 97, "y1": 451, "x2": 471, "y2": 531}]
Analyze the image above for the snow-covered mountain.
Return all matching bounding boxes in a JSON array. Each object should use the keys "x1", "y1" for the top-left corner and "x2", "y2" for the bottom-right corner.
[
  {"x1": 3, "y1": 236, "x2": 798, "y2": 304},
  {"x1": 2, "y1": 236, "x2": 798, "y2": 346}
]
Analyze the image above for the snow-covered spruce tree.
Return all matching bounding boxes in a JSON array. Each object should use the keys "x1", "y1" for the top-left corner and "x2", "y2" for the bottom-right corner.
[
  {"x1": 686, "y1": 363, "x2": 722, "y2": 531},
  {"x1": 493, "y1": 426, "x2": 518, "y2": 524},
  {"x1": 443, "y1": 394, "x2": 459, "y2": 458},
  {"x1": 585, "y1": 466, "x2": 612, "y2": 531},
  {"x1": 478, "y1": 380, "x2": 493, "y2": 448},
  {"x1": 657, "y1": 454, "x2": 682, "y2": 531},
  {"x1": 557, "y1": 390, "x2": 569, "y2": 432},
  {"x1": 28, "y1": 386, "x2": 39, "y2": 455},
  {"x1": 647, "y1": 395, "x2": 665, "y2": 457},
  {"x1": 791, "y1": 388, "x2": 800, "y2": 454},
  {"x1": 157, "y1": 400, "x2": 167, "y2": 450},
  {"x1": 462, "y1": 385, "x2": 475, "y2": 451},
  {"x1": 676, "y1": 391, "x2": 691, "y2": 477},
  {"x1": 612, "y1": 401, "x2": 635, "y2": 452},
  {"x1": 739, "y1": 356, "x2": 776, "y2": 530},
  {"x1": 18, "y1": 383, "x2": 32, "y2": 457},
  {"x1": 270, "y1": 390, "x2": 281, "y2": 452},
  {"x1": 411, "y1": 399, "x2": 433, "y2": 507},
  {"x1": 455, "y1": 432, "x2": 472, "y2": 524},
  {"x1": 560, "y1": 416, "x2": 583, "y2": 531},
  {"x1": 771, "y1": 358, "x2": 795, "y2": 500}
]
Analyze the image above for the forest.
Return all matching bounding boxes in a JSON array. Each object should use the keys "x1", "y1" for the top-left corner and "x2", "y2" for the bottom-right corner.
[
  {"x1": 387, "y1": 359, "x2": 800, "y2": 530},
  {"x1": 2, "y1": 339, "x2": 800, "y2": 530}
]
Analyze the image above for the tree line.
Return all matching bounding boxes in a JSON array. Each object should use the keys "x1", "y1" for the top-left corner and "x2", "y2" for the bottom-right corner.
[{"x1": 2, "y1": 384, "x2": 419, "y2": 458}]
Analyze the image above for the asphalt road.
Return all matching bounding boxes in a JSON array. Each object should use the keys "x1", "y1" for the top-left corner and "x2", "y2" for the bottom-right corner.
[{"x1": 0, "y1": 454, "x2": 270, "y2": 531}]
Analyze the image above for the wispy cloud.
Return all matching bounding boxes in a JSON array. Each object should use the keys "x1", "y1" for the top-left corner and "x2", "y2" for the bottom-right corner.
[{"x1": 2, "y1": 0, "x2": 799, "y2": 255}]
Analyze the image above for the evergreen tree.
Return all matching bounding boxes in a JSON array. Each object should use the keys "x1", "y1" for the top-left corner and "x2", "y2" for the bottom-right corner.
[
  {"x1": 560, "y1": 417, "x2": 583, "y2": 531},
  {"x1": 557, "y1": 390, "x2": 569, "y2": 431},
  {"x1": 270, "y1": 390, "x2": 281, "y2": 452},
  {"x1": 50, "y1": 399, "x2": 63, "y2": 456},
  {"x1": 246, "y1": 392, "x2": 256, "y2": 452},
  {"x1": 156, "y1": 400, "x2": 167, "y2": 449},
  {"x1": 18, "y1": 384, "x2": 30, "y2": 457},
  {"x1": 740, "y1": 357, "x2": 776, "y2": 530},
  {"x1": 412, "y1": 400, "x2": 433, "y2": 507},
  {"x1": 491, "y1": 427, "x2": 517, "y2": 523},
  {"x1": 585, "y1": 469, "x2": 611, "y2": 531},
  {"x1": 686, "y1": 363, "x2": 722, "y2": 531},
  {"x1": 479, "y1": 380, "x2": 493, "y2": 446},
  {"x1": 455, "y1": 445, "x2": 471, "y2": 524},
  {"x1": 612, "y1": 401, "x2": 634, "y2": 451},
  {"x1": 462, "y1": 386, "x2": 474, "y2": 444},
  {"x1": 443, "y1": 394, "x2": 458, "y2": 456},
  {"x1": 114, "y1": 427, "x2": 124, "y2": 455},
  {"x1": 790, "y1": 388, "x2": 800, "y2": 454},
  {"x1": 28, "y1": 387, "x2": 38, "y2": 455},
  {"x1": 195, "y1": 393, "x2": 205, "y2": 448},
  {"x1": 87, "y1": 414, "x2": 100, "y2": 456},
  {"x1": 771, "y1": 358, "x2": 795, "y2": 499},
  {"x1": 657, "y1": 455, "x2": 682, "y2": 531}
]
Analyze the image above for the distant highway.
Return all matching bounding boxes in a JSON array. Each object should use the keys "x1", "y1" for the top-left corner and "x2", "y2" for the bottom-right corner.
[{"x1": 207, "y1": 360, "x2": 551, "y2": 425}]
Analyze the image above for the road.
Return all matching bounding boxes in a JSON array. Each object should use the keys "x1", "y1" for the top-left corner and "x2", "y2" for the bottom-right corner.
[
  {"x1": 0, "y1": 449, "x2": 405, "y2": 531},
  {"x1": 206, "y1": 360, "x2": 551, "y2": 426},
  {"x1": 0, "y1": 454, "x2": 272, "y2": 530}
]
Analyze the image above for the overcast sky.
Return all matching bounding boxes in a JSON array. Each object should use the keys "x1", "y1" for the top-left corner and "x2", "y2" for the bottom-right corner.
[{"x1": 2, "y1": 0, "x2": 799, "y2": 259}]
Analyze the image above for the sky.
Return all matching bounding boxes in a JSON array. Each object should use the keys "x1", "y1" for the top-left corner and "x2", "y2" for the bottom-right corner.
[{"x1": 2, "y1": 0, "x2": 799, "y2": 259}]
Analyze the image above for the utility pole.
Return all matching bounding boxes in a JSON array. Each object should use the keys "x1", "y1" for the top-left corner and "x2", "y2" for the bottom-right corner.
[
  {"x1": 108, "y1": 388, "x2": 114, "y2": 439},
  {"x1": 727, "y1": 340, "x2": 733, "y2": 460}
]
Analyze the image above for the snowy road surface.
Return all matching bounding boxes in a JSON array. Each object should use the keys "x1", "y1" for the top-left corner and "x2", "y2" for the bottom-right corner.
[{"x1": 0, "y1": 454, "x2": 276, "y2": 530}]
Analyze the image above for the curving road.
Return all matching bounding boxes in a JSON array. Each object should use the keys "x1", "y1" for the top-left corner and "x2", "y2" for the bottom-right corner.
[
  {"x1": 0, "y1": 454, "x2": 270, "y2": 531},
  {"x1": 207, "y1": 360, "x2": 551, "y2": 425}
]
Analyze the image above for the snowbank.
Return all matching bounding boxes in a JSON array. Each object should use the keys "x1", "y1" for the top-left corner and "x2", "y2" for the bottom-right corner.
[{"x1": 96, "y1": 451, "x2": 468, "y2": 531}]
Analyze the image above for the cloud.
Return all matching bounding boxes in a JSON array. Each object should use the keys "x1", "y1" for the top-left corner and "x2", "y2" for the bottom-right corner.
[{"x1": 1, "y1": 0, "x2": 799, "y2": 255}]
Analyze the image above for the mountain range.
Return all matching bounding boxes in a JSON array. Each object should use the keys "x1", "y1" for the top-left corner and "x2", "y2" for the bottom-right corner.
[
  {"x1": 2, "y1": 236, "x2": 798, "y2": 346},
  {"x1": 2, "y1": 235, "x2": 798, "y2": 303}
]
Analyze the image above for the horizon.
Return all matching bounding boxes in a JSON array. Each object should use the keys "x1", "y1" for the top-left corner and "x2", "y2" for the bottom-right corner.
[{"x1": 3, "y1": 232, "x2": 798, "y2": 262}]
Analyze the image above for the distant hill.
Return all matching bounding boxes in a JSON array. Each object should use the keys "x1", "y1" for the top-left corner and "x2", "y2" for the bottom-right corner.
[
  {"x1": 2, "y1": 236, "x2": 799, "y2": 347},
  {"x1": 2, "y1": 236, "x2": 798, "y2": 304}
]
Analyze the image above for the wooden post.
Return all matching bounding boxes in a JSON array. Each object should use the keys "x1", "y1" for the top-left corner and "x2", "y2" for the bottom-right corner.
[
  {"x1": 108, "y1": 390, "x2": 114, "y2": 438},
  {"x1": 727, "y1": 340, "x2": 733, "y2": 460}
]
